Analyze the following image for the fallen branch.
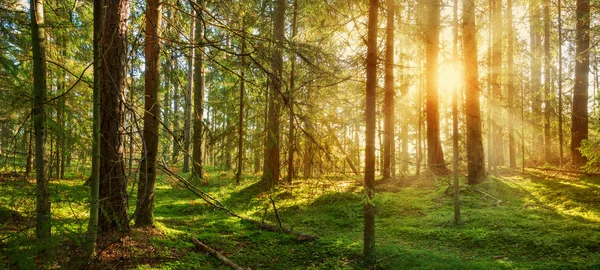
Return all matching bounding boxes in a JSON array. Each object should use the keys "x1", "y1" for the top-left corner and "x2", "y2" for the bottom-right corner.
[
  {"x1": 191, "y1": 236, "x2": 247, "y2": 270},
  {"x1": 473, "y1": 188, "x2": 502, "y2": 206},
  {"x1": 269, "y1": 195, "x2": 283, "y2": 231},
  {"x1": 159, "y1": 163, "x2": 316, "y2": 241}
]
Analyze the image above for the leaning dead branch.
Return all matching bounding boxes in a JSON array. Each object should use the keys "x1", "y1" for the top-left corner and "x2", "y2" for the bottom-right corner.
[
  {"x1": 473, "y1": 188, "x2": 502, "y2": 206},
  {"x1": 191, "y1": 235, "x2": 247, "y2": 270},
  {"x1": 159, "y1": 163, "x2": 316, "y2": 241}
]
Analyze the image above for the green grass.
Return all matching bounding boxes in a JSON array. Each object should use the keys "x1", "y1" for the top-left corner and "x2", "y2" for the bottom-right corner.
[{"x1": 1, "y1": 168, "x2": 600, "y2": 269}]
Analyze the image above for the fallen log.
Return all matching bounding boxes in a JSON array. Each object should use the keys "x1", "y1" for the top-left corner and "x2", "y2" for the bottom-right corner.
[
  {"x1": 159, "y1": 163, "x2": 316, "y2": 241},
  {"x1": 191, "y1": 236, "x2": 247, "y2": 270}
]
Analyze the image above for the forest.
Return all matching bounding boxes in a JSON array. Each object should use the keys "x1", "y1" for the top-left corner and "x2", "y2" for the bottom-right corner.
[{"x1": 0, "y1": 0, "x2": 599, "y2": 268}]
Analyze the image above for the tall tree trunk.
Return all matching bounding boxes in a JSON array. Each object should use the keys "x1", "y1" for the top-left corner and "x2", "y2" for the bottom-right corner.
[
  {"x1": 25, "y1": 126, "x2": 33, "y2": 178},
  {"x1": 507, "y1": 0, "x2": 516, "y2": 168},
  {"x1": 571, "y1": 0, "x2": 589, "y2": 166},
  {"x1": 183, "y1": 13, "x2": 194, "y2": 173},
  {"x1": 383, "y1": 0, "x2": 395, "y2": 179},
  {"x1": 425, "y1": 0, "x2": 447, "y2": 175},
  {"x1": 452, "y1": 0, "x2": 460, "y2": 224},
  {"x1": 86, "y1": 0, "x2": 103, "y2": 259},
  {"x1": 530, "y1": 1, "x2": 543, "y2": 163},
  {"x1": 163, "y1": 54, "x2": 171, "y2": 162},
  {"x1": 172, "y1": 58, "x2": 180, "y2": 162},
  {"x1": 543, "y1": 0, "x2": 552, "y2": 163},
  {"x1": 30, "y1": 0, "x2": 50, "y2": 241},
  {"x1": 416, "y1": 55, "x2": 423, "y2": 176},
  {"x1": 287, "y1": 0, "x2": 298, "y2": 184},
  {"x1": 192, "y1": 0, "x2": 205, "y2": 180},
  {"x1": 364, "y1": 0, "x2": 378, "y2": 266},
  {"x1": 463, "y1": 0, "x2": 486, "y2": 185},
  {"x1": 558, "y1": 0, "x2": 564, "y2": 167},
  {"x1": 262, "y1": 0, "x2": 285, "y2": 189},
  {"x1": 490, "y1": 0, "x2": 503, "y2": 168},
  {"x1": 99, "y1": 0, "x2": 131, "y2": 233},
  {"x1": 136, "y1": 0, "x2": 161, "y2": 227},
  {"x1": 236, "y1": 15, "x2": 246, "y2": 185}
]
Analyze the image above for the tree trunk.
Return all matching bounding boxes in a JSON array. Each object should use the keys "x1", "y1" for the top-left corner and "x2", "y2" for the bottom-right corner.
[
  {"x1": 571, "y1": 0, "x2": 589, "y2": 166},
  {"x1": 490, "y1": 0, "x2": 503, "y2": 168},
  {"x1": 425, "y1": 0, "x2": 447, "y2": 175},
  {"x1": 463, "y1": 0, "x2": 486, "y2": 185},
  {"x1": 172, "y1": 58, "x2": 180, "y2": 162},
  {"x1": 543, "y1": 0, "x2": 552, "y2": 164},
  {"x1": 558, "y1": 0, "x2": 564, "y2": 167},
  {"x1": 136, "y1": 0, "x2": 161, "y2": 227},
  {"x1": 236, "y1": 16, "x2": 246, "y2": 185},
  {"x1": 86, "y1": 0, "x2": 103, "y2": 259},
  {"x1": 507, "y1": 0, "x2": 516, "y2": 168},
  {"x1": 183, "y1": 14, "x2": 194, "y2": 173},
  {"x1": 452, "y1": 0, "x2": 460, "y2": 224},
  {"x1": 530, "y1": 1, "x2": 543, "y2": 164},
  {"x1": 287, "y1": 0, "x2": 298, "y2": 184},
  {"x1": 99, "y1": 0, "x2": 131, "y2": 233},
  {"x1": 25, "y1": 126, "x2": 33, "y2": 178},
  {"x1": 162, "y1": 54, "x2": 171, "y2": 162},
  {"x1": 364, "y1": 0, "x2": 378, "y2": 266},
  {"x1": 30, "y1": 0, "x2": 50, "y2": 241},
  {"x1": 192, "y1": 0, "x2": 205, "y2": 180},
  {"x1": 262, "y1": 0, "x2": 285, "y2": 189},
  {"x1": 383, "y1": 0, "x2": 395, "y2": 179}
]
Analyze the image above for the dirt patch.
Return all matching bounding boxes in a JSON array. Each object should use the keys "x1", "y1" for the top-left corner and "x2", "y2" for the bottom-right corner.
[{"x1": 64, "y1": 228, "x2": 184, "y2": 269}]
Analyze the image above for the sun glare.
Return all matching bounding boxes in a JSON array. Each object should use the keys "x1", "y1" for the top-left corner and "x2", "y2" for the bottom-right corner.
[{"x1": 438, "y1": 63, "x2": 463, "y2": 96}]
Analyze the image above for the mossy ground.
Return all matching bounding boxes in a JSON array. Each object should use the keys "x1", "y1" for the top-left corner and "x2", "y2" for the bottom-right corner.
[{"x1": 1, "y1": 168, "x2": 600, "y2": 269}]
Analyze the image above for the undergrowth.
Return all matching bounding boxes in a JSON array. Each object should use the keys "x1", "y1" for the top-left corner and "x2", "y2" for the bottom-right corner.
[{"x1": 1, "y1": 168, "x2": 600, "y2": 269}]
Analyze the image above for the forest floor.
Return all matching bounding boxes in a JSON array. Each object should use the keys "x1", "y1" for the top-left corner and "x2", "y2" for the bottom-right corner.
[{"x1": 1, "y1": 167, "x2": 600, "y2": 269}]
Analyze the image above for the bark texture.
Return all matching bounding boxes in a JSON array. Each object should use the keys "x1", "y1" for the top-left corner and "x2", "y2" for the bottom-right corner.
[
  {"x1": 262, "y1": 0, "x2": 286, "y2": 189},
  {"x1": 30, "y1": 0, "x2": 50, "y2": 241},
  {"x1": 136, "y1": 0, "x2": 162, "y2": 226},
  {"x1": 99, "y1": 0, "x2": 131, "y2": 233},
  {"x1": 571, "y1": 0, "x2": 589, "y2": 166},
  {"x1": 463, "y1": 0, "x2": 486, "y2": 184},
  {"x1": 425, "y1": 0, "x2": 447, "y2": 174},
  {"x1": 364, "y1": 0, "x2": 378, "y2": 266}
]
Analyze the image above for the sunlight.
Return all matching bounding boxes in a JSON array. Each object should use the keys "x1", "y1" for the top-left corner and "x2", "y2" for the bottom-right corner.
[{"x1": 438, "y1": 63, "x2": 463, "y2": 97}]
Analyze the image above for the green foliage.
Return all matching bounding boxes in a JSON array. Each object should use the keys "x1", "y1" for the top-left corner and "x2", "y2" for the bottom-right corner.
[
  {"x1": 3, "y1": 169, "x2": 600, "y2": 269},
  {"x1": 580, "y1": 120, "x2": 600, "y2": 173}
]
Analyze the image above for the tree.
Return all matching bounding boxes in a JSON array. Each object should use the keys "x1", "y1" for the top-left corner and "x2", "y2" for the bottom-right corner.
[
  {"x1": 452, "y1": 0, "x2": 460, "y2": 224},
  {"x1": 558, "y1": 0, "x2": 564, "y2": 166},
  {"x1": 571, "y1": 0, "x2": 590, "y2": 166},
  {"x1": 236, "y1": 13, "x2": 246, "y2": 185},
  {"x1": 136, "y1": 0, "x2": 162, "y2": 226},
  {"x1": 86, "y1": 0, "x2": 103, "y2": 259},
  {"x1": 507, "y1": 0, "x2": 517, "y2": 168},
  {"x1": 262, "y1": 0, "x2": 285, "y2": 189},
  {"x1": 489, "y1": 0, "x2": 503, "y2": 169},
  {"x1": 543, "y1": 0, "x2": 552, "y2": 163},
  {"x1": 530, "y1": 0, "x2": 543, "y2": 162},
  {"x1": 99, "y1": 0, "x2": 131, "y2": 233},
  {"x1": 463, "y1": 0, "x2": 486, "y2": 185},
  {"x1": 192, "y1": 0, "x2": 205, "y2": 180},
  {"x1": 286, "y1": 0, "x2": 299, "y2": 184},
  {"x1": 364, "y1": 0, "x2": 378, "y2": 265},
  {"x1": 425, "y1": 0, "x2": 447, "y2": 175},
  {"x1": 382, "y1": 0, "x2": 395, "y2": 179},
  {"x1": 30, "y1": 0, "x2": 50, "y2": 241},
  {"x1": 183, "y1": 11, "x2": 194, "y2": 173}
]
